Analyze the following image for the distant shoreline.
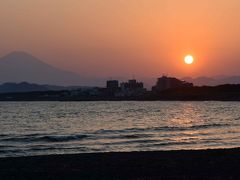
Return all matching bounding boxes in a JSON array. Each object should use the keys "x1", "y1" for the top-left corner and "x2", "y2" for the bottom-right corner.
[
  {"x1": 1, "y1": 84, "x2": 240, "y2": 101},
  {"x1": 1, "y1": 148, "x2": 240, "y2": 179}
]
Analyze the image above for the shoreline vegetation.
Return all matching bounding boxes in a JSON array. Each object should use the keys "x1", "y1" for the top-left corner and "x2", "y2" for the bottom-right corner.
[
  {"x1": 1, "y1": 148, "x2": 240, "y2": 179},
  {"x1": 0, "y1": 84, "x2": 240, "y2": 101}
]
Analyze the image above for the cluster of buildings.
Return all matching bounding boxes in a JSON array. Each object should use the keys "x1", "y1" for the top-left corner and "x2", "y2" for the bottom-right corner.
[
  {"x1": 62, "y1": 76, "x2": 193, "y2": 99},
  {"x1": 105, "y1": 76, "x2": 193, "y2": 97},
  {"x1": 3, "y1": 75, "x2": 193, "y2": 100},
  {"x1": 64, "y1": 75, "x2": 193, "y2": 98},
  {"x1": 106, "y1": 79, "x2": 146, "y2": 97}
]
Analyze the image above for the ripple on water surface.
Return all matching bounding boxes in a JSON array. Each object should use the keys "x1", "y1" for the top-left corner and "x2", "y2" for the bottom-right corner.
[{"x1": 0, "y1": 101, "x2": 239, "y2": 157}]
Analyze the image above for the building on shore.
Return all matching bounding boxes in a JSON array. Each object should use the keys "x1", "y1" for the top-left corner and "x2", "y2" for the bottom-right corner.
[
  {"x1": 152, "y1": 76, "x2": 193, "y2": 93},
  {"x1": 106, "y1": 80, "x2": 120, "y2": 96},
  {"x1": 107, "y1": 80, "x2": 119, "y2": 90},
  {"x1": 115, "y1": 79, "x2": 146, "y2": 97}
]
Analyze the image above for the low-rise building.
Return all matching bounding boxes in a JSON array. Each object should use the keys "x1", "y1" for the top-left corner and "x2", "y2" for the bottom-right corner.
[
  {"x1": 106, "y1": 80, "x2": 120, "y2": 96},
  {"x1": 106, "y1": 80, "x2": 119, "y2": 90},
  {"x1": 116, "y1": 79, "x2": 146, "y2": 97},
  {"x1": 152, "y1": 76, "x2": 193, "y2": 93}
]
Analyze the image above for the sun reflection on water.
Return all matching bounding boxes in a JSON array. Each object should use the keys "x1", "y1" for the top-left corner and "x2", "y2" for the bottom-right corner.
[{"x1": 0, "y1": 101, "x2": 240, "y2": 157}]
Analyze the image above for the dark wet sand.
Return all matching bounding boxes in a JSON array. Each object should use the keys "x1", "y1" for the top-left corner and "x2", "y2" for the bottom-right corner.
[{"x1": 1, "y1": 148, "x2": 240, "y2": 179}]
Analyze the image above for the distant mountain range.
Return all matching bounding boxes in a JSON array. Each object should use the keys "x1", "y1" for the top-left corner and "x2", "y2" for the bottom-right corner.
[
  {"x1": 0, "y1": 51, "x2": 240, "y2": 89},
  {"x1": 0, "y1": 82, "x2": 86, "y2": 93},
  {"x1": 0, "y1": 51, "x2": 106, "y2": 86},
  {"x1": 182, "y1": 76, "x2": 240, "y2": 86}
]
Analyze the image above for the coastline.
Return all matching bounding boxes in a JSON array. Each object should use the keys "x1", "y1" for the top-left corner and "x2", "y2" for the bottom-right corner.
[
  {"x1": 1, "y1": 148, "x2": 240, "y2": 179},
  {"x1": 1, "y1": 84, "x2": 240, "y2": 101}
]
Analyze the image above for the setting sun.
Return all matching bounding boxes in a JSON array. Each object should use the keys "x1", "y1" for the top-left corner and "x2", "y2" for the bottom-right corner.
[{"x1": 184, "y1": 55, "x2": 194, "y2": 65}]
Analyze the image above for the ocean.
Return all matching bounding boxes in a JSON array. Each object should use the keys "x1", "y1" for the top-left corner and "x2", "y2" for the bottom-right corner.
[{"x1": 0, "y1": 101, "x2": 239, "y2": 157}]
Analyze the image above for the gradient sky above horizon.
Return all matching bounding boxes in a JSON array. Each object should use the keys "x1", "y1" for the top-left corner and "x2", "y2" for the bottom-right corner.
[{"x1": 0, "y1": 0, "x2": 240, "y2": 78}]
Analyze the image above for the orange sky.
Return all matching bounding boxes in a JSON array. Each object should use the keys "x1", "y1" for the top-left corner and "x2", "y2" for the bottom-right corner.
[{"x1": 0, "y1": 0, "x2": 240, "y2": 78}]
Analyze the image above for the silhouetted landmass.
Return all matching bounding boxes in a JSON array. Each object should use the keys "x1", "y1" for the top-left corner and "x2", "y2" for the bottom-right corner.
[
  {"x1": 0, "y1": 51, "x2": 107, "y2": 86},
  {"x1": 2, "y1": 52, "x2": 240, "y2": 89},
  {"x1": 1, "y1": 148, "x2": 240, "y2": 179},
  {"x1": 0, "y1": 84, "x2": 240, "y2": 101},
  {"x1": 0, "y1": 82, "x2": 87, "y2": 93},
  {"x1": 183, "y1": 76, "x2": 240, "y2": 86},
  {"x1": 150, "y1": 84, "x2": 240, "y2": 101}
]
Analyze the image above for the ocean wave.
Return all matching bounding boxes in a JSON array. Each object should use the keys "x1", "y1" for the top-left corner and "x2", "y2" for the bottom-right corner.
[
  {"x1": 102, "y1": 139, "x2": 159, "y2": 146},
  {"x1": 0, "y1": 134, "x2": 89, "y2": 143},
  {"x1": 0, "y1": 145, "x2": 16, "y2": 148},
  {"x1": 0, "y1": 134, "x2": 8, "y2": 138},
  {"x1": 94, "y1": 123, "x2": 230, "y2": 135},
  {"x1": 39, "y1": 134, "x2": 89, "y2": 142},
  {"x1": 152, "y1": 123, "x2": 231, "y2": 131},
  {"x1": 28, "y1": 146, "x2": 88, "y2": 152},
  {"x1": 119, "y1": 134, "x2": 153, "y2": 139},
  {"x1": 141, "y1": 141, "x2": 199, "y2": 147}
]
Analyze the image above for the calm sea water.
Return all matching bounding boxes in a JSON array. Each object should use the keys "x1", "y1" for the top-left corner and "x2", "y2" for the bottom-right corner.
[{"x1": 0, "y1": 101, "x2": 240, "y2": 157}]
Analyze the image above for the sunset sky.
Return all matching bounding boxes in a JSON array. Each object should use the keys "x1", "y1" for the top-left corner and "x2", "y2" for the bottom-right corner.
[{"x1": 0, "y1": 0, "x2": 240, "y2": 78}]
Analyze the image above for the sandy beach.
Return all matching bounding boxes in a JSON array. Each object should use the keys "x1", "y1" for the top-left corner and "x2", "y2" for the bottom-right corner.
[{"x1": 1, "y1": 148, "x2": 240, "y2": 179}]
